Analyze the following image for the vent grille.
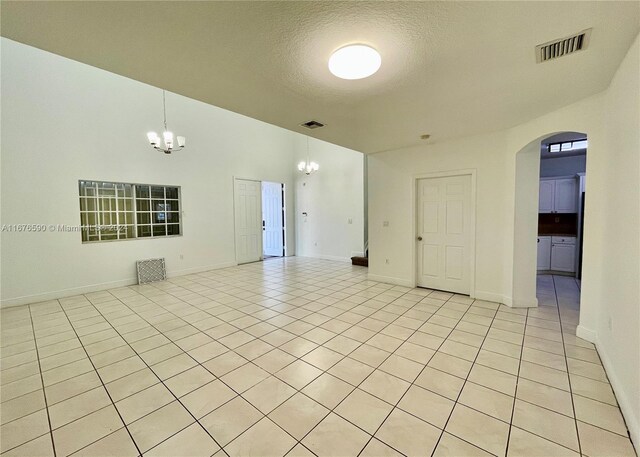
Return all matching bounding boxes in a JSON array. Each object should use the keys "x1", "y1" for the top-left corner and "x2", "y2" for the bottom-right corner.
[
  {"x1": 301, "y1": 120, "x2": 325, "y2": 129},
  {"x1": 536, "y1": 29, "x2": 592, "y2": 63},
  {"x1": 136, "y1": 258, "x2": 166, "y2": 284}
]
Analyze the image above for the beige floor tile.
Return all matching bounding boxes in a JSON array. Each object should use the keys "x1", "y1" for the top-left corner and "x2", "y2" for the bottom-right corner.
[
  {"x1": 253, "y1": 348, "x2": 296, "y2": 373},
  {"x1": 43, "y1": 358, "x2": 95, "y2": 387},
  {"x1": 270, "y1": 392, "x2": 329, "y2": 439},
  {"x1": 151, "y1": 353, "x2": 198, "y2": 380},
  {"x1": 375, "y1": 408, "x2": 441, "y2": 457},
  {"x1": 302, "y1": 412, "x2": 370, "y2": 457},
  {"x1": 360, "y1": 370, "x2": 410, "y2": 405},
  {"x1": 115, "y1": 383, "x2": 174, "y2": 424},
  {"x1": 519, "y1": 360, "x2": 570, "y2": 391},
  {"x1": 225, "y1": 417, "x2": 296, "y2": 457},
  {"x1": 512, "y1": 399, "x2": 579, "y2": 452},
  {"x1": 335, "y1": 388, "x2": 393, "y2": 434},
  {"x1": 570, "y1": 374, "x2": 617, "y2": 406},
  {"x1": 221, "y1": 362, "x2": 270, "y2": 393},
  {"x1": 145, "y1": 423, "x2": 219, "y2": 457},
  {"x1": 378, "y1": 353, "x2": 423, "y2": 382},
  {"x1": 522, "y1": 347, "x2": 567, "y2": 371},
  {"x1": 459, "y1": 382, "x2": 514, "y2": 422},
  {"x1": 203, "y1": 351, "x2": 248, "y2": 377},
  {"x1": 1, "y1": 433, "x2": 55, "y2": 457},
  {"x1": 104, "y1": 368, "x2": 158, "y2": 402},
  {"x1": 433, "y1": 432, "x2": 493, "y2": 457},
  {"x1": 164, "y1": 365, "x2": 216, "y2": 398},
  {"x1": 70, "y1": 428, "x2": 138, "y2": 457},
  {"x1": 188, "y1": 341, "x2": 229, "y2": 363},
  {"x1": 428, "y1": 352, "x2": 472, "y2": 379},
  {"x1": 445, "y1": 404, "x2": 510, "y2": 456},
  {"x1": 53, "y1": 405, "x2": 123, "y2": 456},
  {"x1": 475, "y1": 350, "x2": 519, "y2": 375},
  {"x1": 275, "y1": 360, "x2": 322, "y2": 390},
  {"x1": 128, "y1": 401, "x2": 194, "y2": 453},
  {"x1": 349, "y1": 344, "x2": 390, "y2": 367},
  {"x1": 360, "y1": 438, "x2": 403, "y2": 456},
  {"x1": 97, "y1": 356, "x2": 146, "y2": 384},
  {"x1": 394, "y1": 341, "x2": 435, "y2": 364},
  {"x1": 507, "y1": 426, "x2": 579, "y2": 457},
  {"x1": 301, "y1": 373, "x2": 354, "y2": 409},
  {"x1": 573, "y1": 394, "x2": 628, "y2": 435},
  {"x1": 467, "y1": 364, "x2": 517, "y2": 396},
  {"x1": 414, "y1": 366, "x2": 465, "y2": 400},
  {"x1": 567, "y1": 358, "x2": 607, "y2": 382},
  {"x1": 200, "y1": 396, "x2": 263, "y2": 446},
  {"x1": 243, "y1": 376, "x2": 296, "y2": 414},
  {"x1": 322, "y1": 334, "x2": 361, "y2": 355},
  {"x1": 0, "y1": 409, "x2": 50, "y2": 453},
  {"x1": 516, "y1": 378, "x2": 574, "y2": 417},
  {"x1": 439, "y1": 340, "x2": 479, "y2": 362},
  {"x1": 1, "y1": 374, "x2": 43, "y2": 403},
  {"x1": 301, "y1": 346, "x2": 344, "y2": 370},
  {"x1": 285, "y1": 443, "x2": 316, "y2": 457},
  {"x1": 577, "y1": 420, "x2": 637, "y2": 457},
  {"x1": 398, "y1": 385, "x2": 454, "y2": 429},
  {"x1": 181, "y1": 379, "x2": 236, "y2": 418},
  {"x1": 279, "y1": 337, "x2": 318, "y2": 358},
  {"x1": 328, "y1": 357, "x2": 374, "y2": 386},
  {"x1": 49, "y1": 386, "x2": 112, "y2": 429},
  {"x1": 0, "y1": 389, "x2": 46, "y2": 425}
]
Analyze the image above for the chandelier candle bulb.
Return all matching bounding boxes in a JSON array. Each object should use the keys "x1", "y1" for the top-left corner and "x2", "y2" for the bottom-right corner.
[{"x1": 146, "y1": 90, "x2": 185, "y2": 154}]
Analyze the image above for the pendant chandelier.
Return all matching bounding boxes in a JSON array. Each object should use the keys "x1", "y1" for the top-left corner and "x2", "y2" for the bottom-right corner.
[
  {"x1": 297, "y1": 136, "x2": 319, "y2": 175},
  {"x1": 146, "y1": 90, "x2": 186, "y2": 154}
]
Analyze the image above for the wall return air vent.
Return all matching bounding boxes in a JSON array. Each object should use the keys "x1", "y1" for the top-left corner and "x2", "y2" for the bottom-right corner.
[
  {"x1": 536, "y1": 28, "x2": 592, "y2": 63},
  {"x1": 301, "y1": 120, "x2": 325, "y2": 129}
]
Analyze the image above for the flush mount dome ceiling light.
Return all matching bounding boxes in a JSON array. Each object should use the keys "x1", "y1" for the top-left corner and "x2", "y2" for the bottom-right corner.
[{"x1": 328, "y1": 44, "x2": 381, "y2": 80}]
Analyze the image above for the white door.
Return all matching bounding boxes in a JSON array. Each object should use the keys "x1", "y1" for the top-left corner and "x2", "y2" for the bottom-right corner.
[
  {"x1": 417, "y1": 175, "x2": 472, "y2": 294},
  {"x1": 551, "y1": 243, "x2": 576, "y2": 272},
  {"x1": 262, "y1": 182, "x2": 284, "y2": 257},
  {"x1": 554, "y1": 178, "x2": 577, "y2": 213},
  {"x1": 234, "y1": 179, "x2": 262, "y2": 264},
  {"x1": 537, "y1": 236, "x2": 551, "y2": 270},
  {"x1": 539, "y1": 180, "x2": 555, "y2": 213}
]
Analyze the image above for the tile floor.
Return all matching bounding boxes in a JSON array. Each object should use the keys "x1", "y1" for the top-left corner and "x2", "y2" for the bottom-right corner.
[{"x1": 0, "y1": 260, "x2": 636, "y2": 457}]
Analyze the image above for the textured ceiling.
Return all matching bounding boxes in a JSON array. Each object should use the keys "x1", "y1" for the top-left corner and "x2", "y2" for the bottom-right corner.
[{"x1": 1, "y1": 1, "x2": 639, "y2": 154}]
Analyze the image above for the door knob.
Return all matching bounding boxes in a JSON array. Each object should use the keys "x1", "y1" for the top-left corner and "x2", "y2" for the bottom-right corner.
[{"x1": 417, "y1": 236, "x2": 423, "y2": 241}]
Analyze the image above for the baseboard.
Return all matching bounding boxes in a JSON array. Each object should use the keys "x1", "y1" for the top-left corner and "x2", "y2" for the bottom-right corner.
[
  {"x1": 298, "y1": 254, "x2": 352, "y2": 263},
  {"x1": 350, "y1": 251, "x2": 365, "y2": 258},
  {"x1": 0, "y1": 260, "x2": 238, "y2": 309},
  {"x1": 367, "y1": 274, "x2": 415, "y2": 288},
  {"x1": 474, "y1": 290, "x2": 505, "y2": 305},
  {"x1": 576, "y1": 324, "x2": 597, "y2": 343},
  {"x1": 593, "y1": 333, "x2": 639, "y2": 450},
  {"x1": 510, "y1": 297, "x2": 539, "y2": 308}
]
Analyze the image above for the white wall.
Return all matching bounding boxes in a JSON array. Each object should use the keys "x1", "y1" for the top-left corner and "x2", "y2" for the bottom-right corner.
[
  {"x1": 368, "y1": 32, "x2": 640, "y2": 446},
  {"x1": 540, "y1": 154, "x2": 587, "y2": 177},
  {"x1": 294, "y1": 136, "x2": 365, "y2": 262},
  {"x1": 0, "y1": 38, "x2": 363, "y2": 306}
]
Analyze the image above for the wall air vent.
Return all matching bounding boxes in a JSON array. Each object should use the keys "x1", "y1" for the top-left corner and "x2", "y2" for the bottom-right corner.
[
  {"x1": 536, "y1": 28, "x2": 592, "y2": 63},
  {"x1": 301, "y1": 120, "x2": 325, "y2": 129}
]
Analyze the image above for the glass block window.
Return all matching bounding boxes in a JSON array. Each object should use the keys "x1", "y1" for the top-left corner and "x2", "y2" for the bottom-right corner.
[{"x1": 78, "y1": 181, "x2": 181, "y2": 243}]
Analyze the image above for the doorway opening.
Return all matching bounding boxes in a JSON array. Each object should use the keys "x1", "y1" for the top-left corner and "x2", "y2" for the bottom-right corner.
[
  {"x1": 262, "y1": 181, "x2": 286, "y2": 258},
  {"x1": 536, "y1": 132, "x2": 586, "y2": 330}
]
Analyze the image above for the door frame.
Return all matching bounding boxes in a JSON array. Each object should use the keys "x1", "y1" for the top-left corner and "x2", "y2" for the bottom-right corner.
[
  {"x1": 233, "y1": 177, "x2": 264, "y2": 264},
  {"x1": 410, "y1": 169, "x2": 477, "y2": 297}
]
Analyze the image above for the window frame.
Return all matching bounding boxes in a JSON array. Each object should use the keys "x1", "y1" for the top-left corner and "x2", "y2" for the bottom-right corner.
[{"x1": 78, "y1": 180, "x2": 182, "y2": 244}]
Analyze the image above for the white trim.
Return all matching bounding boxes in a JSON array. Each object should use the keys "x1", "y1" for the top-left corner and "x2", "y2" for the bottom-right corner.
[
  {"x1": 0, "y1": 261, "x2": 238, "y2": 308},
  {"x1": 410, "y1": 169, "x2": 477, "y2": 296},
  {"x1": 233, "y1": 177, "x2": 264, "y2": 264},
  {"x1": 576, "y1": 324, "x2": 597, "y2": 342},
  {"x1": 308, "y1": 254, "x2": 352, "y2": 263},
  {"x1": 474, "y1": 290, "x2": 507, "y2": 305},
  {"x1": 581, "y1": 328, "x2": 639, "y2": 450},
  {"x1": 367, "y1": 274, "x2": 415, "y2": 288}
]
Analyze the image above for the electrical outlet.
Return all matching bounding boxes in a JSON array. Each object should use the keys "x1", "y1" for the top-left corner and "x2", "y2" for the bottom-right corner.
[
  {"x1": 383, "y1": 221, "x2": 389, "y2": 227},
  {"x1": 385, "y1": 259, "x2": 390, "y2": 264},
  {"x1": 348, "y1": 218, "x2": 353, "y2": 224},
  {"x1": 179, "y1": 254, "x2": 184, "y2": 260}
]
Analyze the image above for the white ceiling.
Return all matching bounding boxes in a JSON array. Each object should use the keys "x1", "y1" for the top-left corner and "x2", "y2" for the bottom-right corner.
[{"x1": 1, "y1": 1, "x2": 638, "y2": 154}]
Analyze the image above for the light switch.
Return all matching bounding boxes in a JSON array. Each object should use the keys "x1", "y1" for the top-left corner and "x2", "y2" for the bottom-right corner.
[{"x1": 348, "y1": 218, "x2": 353, "y2": 224}]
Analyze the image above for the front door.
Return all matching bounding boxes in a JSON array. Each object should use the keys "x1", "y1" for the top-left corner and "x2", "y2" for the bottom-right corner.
[
  {"x1": 234, "y1": 178, "x2": 262, "y2": 264},
  {"x1": 262, "y1": 182, "x2": 284, "y2": 256},
  {"x1": 417, "y1": 175, "x2": 472, "y2": 294}
]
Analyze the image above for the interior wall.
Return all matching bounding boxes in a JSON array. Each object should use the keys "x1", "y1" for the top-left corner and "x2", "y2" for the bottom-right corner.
[
  {"x1": 540, "y1": 154, "x2": 587, "y2": 177},
  {"x1": 368, "y1": 31, "x2": 639, "y2": 447},
  {"x1": 294, "y1": 136, "x2": 365, "y2": 261},
  {"x1": 0, "y1": 38, "x2": 363, "y2": 307}
]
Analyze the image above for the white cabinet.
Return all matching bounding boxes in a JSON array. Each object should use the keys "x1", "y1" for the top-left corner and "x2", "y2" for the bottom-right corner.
[
  {"x1": 537, "y1": 236, "x2": 551, "y2": 270},
  {"x1": 550, "y1": 236, "x2": 576, "y2": 272},
  {"x1": 554, "y1": 179, "x2": 577, "y2": 213},
  {"x1": 538, "y1": 181, "x2": 555, "y2": 213},
  {"x1": 539, "y1": 178, "x2": 577, "y2": 213}
]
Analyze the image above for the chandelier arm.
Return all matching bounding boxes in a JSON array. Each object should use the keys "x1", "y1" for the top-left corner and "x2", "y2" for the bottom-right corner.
[{"x1": 163, "y1": 90, "x2": 168, "y2": 131}]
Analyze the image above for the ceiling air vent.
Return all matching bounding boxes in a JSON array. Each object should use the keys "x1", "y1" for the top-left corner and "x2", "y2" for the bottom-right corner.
[
  {"x1": 536, "y1": 28, "x2": 592, "y2": 63},
  {"x1": 301, "y1": 120, "x2": 325, "y2": 129}
]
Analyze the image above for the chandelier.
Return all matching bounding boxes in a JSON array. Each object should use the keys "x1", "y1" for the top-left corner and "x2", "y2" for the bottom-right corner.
[
  {"x1": 297, "y1": 136, "x2": 319, "y2": 175},
  {"x1": 146, "y1": 90, "x2": 185, "y2": 154}
]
